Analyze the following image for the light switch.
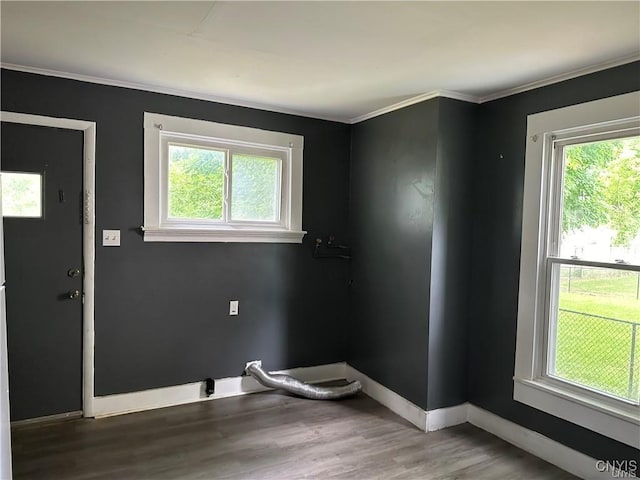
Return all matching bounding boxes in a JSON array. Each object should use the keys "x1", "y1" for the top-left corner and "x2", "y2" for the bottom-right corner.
[
  {"x1": 103, "y1": 229, "x2": 120, "y2": 247},
  {"x1": 229, "y1": 300, "x2": 239, "y2": 316}
]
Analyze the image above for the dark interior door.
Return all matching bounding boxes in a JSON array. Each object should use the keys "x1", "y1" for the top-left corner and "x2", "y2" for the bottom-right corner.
[{"x1": 2, "y1": 122, "x2": 83, "y2": 421}]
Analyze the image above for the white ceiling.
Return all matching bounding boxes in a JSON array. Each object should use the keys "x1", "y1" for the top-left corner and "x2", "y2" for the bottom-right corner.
[{"x1": 1, "y1": 1, "x2": 639, "y2": 123}]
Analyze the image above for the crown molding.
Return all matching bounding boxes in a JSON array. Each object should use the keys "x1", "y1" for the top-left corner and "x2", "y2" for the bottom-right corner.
[
  {"x1": 348, "y1": 91, "x2": 440, "y2": 124},
  {"x1": 0, "y1": 63, "x2": 349, "y2": 124},
  {"x1": 3, "y1": 53, "x2": 639, "y2": 126},
  {"x1": 477, "y1": 52, "x2": 640, "y2": 104},
  {"x1": 349, "y1": 54, "x2": 640, "y2": 123},
  {"x1": 438, "y1": 89, "x2": 481, "y2": 104},
  {"x1": 348, "y1": 90, "x2": 481, "y2": 124}
]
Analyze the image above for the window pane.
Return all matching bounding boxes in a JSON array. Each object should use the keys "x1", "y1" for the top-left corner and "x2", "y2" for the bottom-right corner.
[
  {"x1": 550, "y1": 264, "x2": 640, "y2": 402},
  {"x1": 560, "y1": 136, "x2": 640, "y2": 264},
  {"x1": 168, "y1": 145, "x2": 224, "y2": 220},
  {"x1": 1, "y1": 172, "x2": 42, "y2": 218},
  {"x1": 231, "y1": 154, "x2": 280, "y2": 222}
]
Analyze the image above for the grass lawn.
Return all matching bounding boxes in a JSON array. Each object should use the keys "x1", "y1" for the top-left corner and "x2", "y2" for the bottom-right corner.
[
  {"x1": 553, "y1": 272, "x2": 640, "y2": 401},
  {"x1": 560, "y1": 270, "x2": 639, "y2": 299},
  {"x1": 559, "y1": 293, "x2": 640, "y2": 323}
]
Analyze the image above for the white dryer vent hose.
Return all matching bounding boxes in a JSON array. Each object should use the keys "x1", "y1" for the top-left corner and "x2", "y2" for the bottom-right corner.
[{"x1": 245, "y1": 362, "x2": 362, "y2": 400}]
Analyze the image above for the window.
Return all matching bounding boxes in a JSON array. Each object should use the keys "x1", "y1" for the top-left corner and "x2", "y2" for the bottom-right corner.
[
  {"x1": 143, "y1": 112, "x2": 305, "y2": 243},
  {"x1": 549, "y1": 135, "x2": 640, "y2": 402},
  {"x1": 515, "y1": 91, "x2": 640, "y2": 448},
  {"x1": 1, "y1": 171, "x2": 42, "y2": 218}
]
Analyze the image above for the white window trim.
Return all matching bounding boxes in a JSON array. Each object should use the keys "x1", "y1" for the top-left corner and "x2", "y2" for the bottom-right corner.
[
  {"x1": 515, "y1": 91, "x2": 640, "y2": 449},
  {"x1": 143, "y1": 112, "x2": 306, "y2": 243}
]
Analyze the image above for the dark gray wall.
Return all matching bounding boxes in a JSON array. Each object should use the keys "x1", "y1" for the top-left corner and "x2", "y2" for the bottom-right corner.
[
  {"x1": 3, "y1": 60, "x2": 638, "y2": 464},
  {"x1": 1, "y1": 69, "x2": 351, "y2": 395},
  {"x1": 348, "y1": 100, "x2": 439, "y2": 409},
  {"x1": 427, "y1": 98, "x2": 476, "y2": 410},
  {"x1": 468, "y1": 61, "x2": 640, "y2": 463},
  {"x1": 347, "y1": 98, "x2": 474, "y2": 411}
]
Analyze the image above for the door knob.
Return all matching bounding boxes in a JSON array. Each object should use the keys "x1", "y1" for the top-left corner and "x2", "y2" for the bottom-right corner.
[
  {"x1": 67, "y1": 268, "x2": 80, "y2": 278},
  {"x1": 68, "y1": 289, "x2": 80, "y2": 300}
]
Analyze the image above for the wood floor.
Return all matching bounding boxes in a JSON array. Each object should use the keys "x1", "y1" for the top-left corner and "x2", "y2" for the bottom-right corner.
[{"x1": 11, "y1": 389, "x2": 576, "y2": 479}]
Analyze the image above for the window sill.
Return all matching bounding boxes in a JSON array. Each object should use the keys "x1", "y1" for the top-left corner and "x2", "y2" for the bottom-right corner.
[
  {"x1": 142, "y1": 226, "x2": 307, "y2": 243},
  {"x1": 514, "y1": 378, "x2": 640, "y2": 448}
]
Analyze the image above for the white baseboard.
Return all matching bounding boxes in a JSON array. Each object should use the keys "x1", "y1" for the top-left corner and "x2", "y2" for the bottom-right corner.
[
  {"x1": 344, "y1": 364, "x2": 468, "y2": 432},
  {"x1": 92, "y1": 362, "x2": 346, "y2": 418},
  {"x1": 90, "y1": 362, "x2": 632, "y2": 479},
  {"x1": 467, "y1": 404, "x2": 637, "y2": 480},
  {"x1": 344, "y1": 364, "x2": 428, "y2": 430},
  {"x1": 342, "y1": 365, "x2": 627, "y2": 479},
  {"x1": 11, "y1": 410, "x2": 82, "y2": 427},
  {"x1": 426, "y1": 402, "x2": 469, "y2": 432}
]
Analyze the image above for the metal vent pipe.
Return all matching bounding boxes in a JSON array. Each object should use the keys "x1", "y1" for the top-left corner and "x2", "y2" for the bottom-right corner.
[{"x1": 245, "y1": 362, "x2": 362, "y2": 400}]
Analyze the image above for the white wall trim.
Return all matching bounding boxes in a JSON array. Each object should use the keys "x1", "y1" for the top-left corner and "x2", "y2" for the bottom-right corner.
[
  {"x1": 142, "y1": 228, "x2": 306, "y2": 243},
  {"x1": 92, "y1": 362, "x2": 346, "y2": 418},
  {"x1": 426, "y1": 402, "x2": 469, "y2": 432},
  {"x1": 515, "y1": 92, "x2": 640, "y2": 449},
  {"x1": 344, "y1": 364, "x2": 427, "y2": 430},
  {"x1": 467, "y1": 404, "x2": 637, "y2": 479},
  {"x1": 0, "y1": 63, "x2": 347, "y2": 124},
  {"x1": 93, "y1": 362, "x2": 471, "y2": 433},
  {"x1": 340, "y1": 366, "x2": 634, "y2": 477},
  {"x1": 514, "y1": 379, "x2": 640, "y2": 449},
  {"x1": 438, "y1": 90, "x2": 480, "y2": 104},
  {"x1": 142, "y1": 111, "x2": 305, "y2": 244},
  {"x1": 0, "y1": 111, "x2": 96, "y2": 418},
  {"x1": 10, "y1": 411, "x2": 82, "y2": 427},
  {"x1": 478, "y1": 53, "x2": 640, "y2": 104},
  {"x1": 11, "y1": 347, "x2": 627, "y2": 479},
  {"x1": 343, "y1": 365, "x2": 469, "y2": 432},
  {"x1": 349, "y1": 54, "x2": 640, "y2": 123},
  {"x1": 5, "y1": 54, "x2": 637, "y2": 127},
  {"x1": 348, "y1": 90, "x2": 480, "y2": 124}
]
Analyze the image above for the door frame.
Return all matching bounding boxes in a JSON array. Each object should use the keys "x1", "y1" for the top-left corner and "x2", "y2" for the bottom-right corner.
[{"x1": 1, "y1": 111, "x2": 96, "y2": 417}]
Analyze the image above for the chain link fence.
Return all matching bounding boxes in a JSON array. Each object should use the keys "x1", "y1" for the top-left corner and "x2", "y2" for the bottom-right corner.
[
  {"x1": 561, "y1": 266, "x2": 640, "y2": 300},
  {"x1": 553, "y1": 309, "x2": 639, "y2": 402}
]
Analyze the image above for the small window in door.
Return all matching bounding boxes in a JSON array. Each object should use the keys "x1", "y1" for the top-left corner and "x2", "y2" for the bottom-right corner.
[{"x1": 1, "y1": 172, "x2": 43, "y2": 218}]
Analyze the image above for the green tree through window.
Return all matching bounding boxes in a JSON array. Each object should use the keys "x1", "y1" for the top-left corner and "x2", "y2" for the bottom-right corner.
[
  {"x1": 562, "y1": 137, "x2": 640, "y2": 246},
  {"x1": 168, "y1": 145, "x2": 224, "y2": 220},
  {"x1": 231, "y1": 154, "x2": 280, "y2": 221}
]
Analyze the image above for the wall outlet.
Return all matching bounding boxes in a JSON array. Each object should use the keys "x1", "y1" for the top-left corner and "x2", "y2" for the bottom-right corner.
[
  {"x1": 245, "y1": 360, "x2": 262, "y2": 372},
  {"x1": 102, "y1": 229, "x2": 120, "y2": 247},
  {"x1": 229, "y1": 300, "x2": 239, "y2": 316}
]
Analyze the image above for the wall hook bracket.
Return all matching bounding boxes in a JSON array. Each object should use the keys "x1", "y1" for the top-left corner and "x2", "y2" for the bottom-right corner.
[{"x1": 313, "y1": 235, "x2": 351, "y2": 260}]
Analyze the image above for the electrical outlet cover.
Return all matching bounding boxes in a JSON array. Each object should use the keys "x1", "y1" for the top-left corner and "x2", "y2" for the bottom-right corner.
[{"x1": 245, "y1": 360, "x2": 262, "y2": 372}]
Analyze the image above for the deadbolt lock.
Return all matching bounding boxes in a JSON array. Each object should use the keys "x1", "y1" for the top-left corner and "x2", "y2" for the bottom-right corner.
[
  {"x1": 68, "y1": 289, "x2": 80, "y2": 300},
  {"x1": 67, "y1": 268, "x2": 80, "y2": 278}
]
